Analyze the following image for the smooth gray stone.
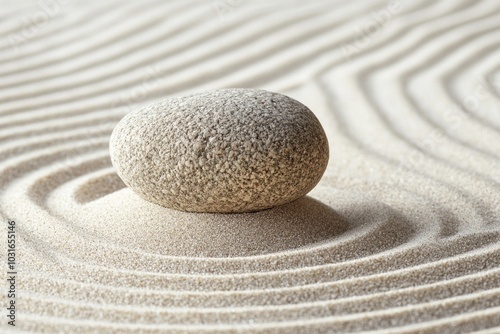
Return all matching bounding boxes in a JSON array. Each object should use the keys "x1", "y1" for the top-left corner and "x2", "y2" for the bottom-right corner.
[{"x1": 110, "y1": 88, "x2": 329, "y2": 213}]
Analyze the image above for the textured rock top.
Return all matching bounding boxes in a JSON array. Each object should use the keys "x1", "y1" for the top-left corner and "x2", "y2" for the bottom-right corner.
[{"x1": 109, "y1": 88, "x2": 329, "y2": 213}]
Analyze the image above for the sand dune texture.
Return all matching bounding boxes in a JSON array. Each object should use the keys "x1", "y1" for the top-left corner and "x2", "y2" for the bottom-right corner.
[{"x1": 1, "y1": 0, "x2": 500, "y2": 333}]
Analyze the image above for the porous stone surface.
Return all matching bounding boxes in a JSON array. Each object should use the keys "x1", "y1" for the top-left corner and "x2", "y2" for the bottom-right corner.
[{"x1": 109, "y1": 88, "x2": 329, "y2": 213}]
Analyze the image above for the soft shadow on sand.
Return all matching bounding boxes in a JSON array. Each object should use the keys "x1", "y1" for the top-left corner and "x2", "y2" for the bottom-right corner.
[{"x1": 79, "y1": 189, "x2": 348, "y2": 257}]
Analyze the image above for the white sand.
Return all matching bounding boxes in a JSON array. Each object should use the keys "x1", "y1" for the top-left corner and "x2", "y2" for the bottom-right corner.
[{"x1": 1, "y1": 0, "x2": 500, "y2": 333}]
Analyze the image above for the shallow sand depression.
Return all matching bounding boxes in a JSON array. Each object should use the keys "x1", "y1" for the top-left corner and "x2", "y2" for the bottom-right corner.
[{"x1": 1, "y1": 0, "x2": 500, "y2": 333}]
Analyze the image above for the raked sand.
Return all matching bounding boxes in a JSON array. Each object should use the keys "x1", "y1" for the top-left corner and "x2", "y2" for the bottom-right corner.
[{"x1": 1, "y1": 0, "x2": 500, "y2": 333}]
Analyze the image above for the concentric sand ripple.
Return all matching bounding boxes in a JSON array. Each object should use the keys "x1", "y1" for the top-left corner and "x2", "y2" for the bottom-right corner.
[{"x1": 1, "y1": 0, "x2": 499, "y2": 333}]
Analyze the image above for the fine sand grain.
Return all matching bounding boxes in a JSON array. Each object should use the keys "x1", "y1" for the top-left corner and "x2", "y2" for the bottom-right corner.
[{"x1": 1, "y1": 0, "x2": 500, "y2": 333}]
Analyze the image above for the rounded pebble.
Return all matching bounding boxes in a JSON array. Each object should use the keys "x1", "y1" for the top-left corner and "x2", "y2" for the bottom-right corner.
[{"x1": 109, "y1": 88, "x2": 329, "y2": 213}]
